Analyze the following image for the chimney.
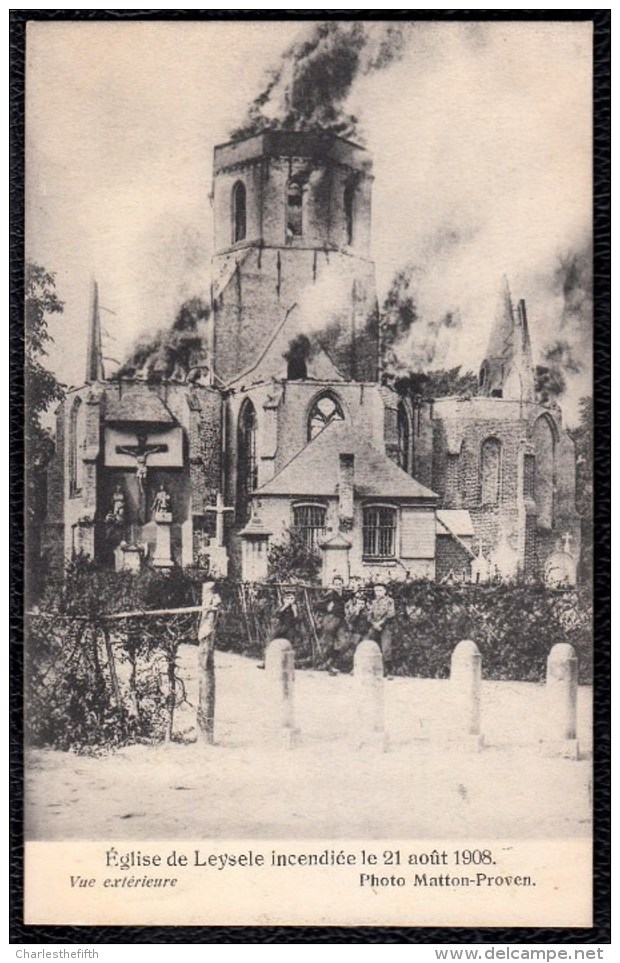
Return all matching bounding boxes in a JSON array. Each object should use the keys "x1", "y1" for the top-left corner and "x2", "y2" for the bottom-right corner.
[{"x1": 338, "y1": 453, "x2": 355, "y2": 529}]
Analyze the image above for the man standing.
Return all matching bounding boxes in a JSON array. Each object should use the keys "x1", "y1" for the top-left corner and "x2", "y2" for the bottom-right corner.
[
  {"x1": 343, "y1": 586, "x2": 369, "y2": 671},
  {"x1": 318, "y1": 575, "x2": 349, "y2": 674},
  {"x1": 367, "y1": 582, "x2": 396, "y2": 678},
  {"x1": 271, "y1": 591, "x2": 300, "y2": 646}
]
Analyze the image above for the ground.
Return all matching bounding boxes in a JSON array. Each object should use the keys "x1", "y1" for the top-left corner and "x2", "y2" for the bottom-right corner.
[{"x1": 25, "y1": 648, "x2": 592, "y2": 841}]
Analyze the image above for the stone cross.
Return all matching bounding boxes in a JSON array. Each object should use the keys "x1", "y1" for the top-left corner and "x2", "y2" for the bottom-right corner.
[
  {"x1": 561, "y1": 531, "x2": 574, "y2": 555},
  {"x1": 204, "y1": 492, "x2": 235, "y2": 547},
  {"x1": 115, "y1": 432, "x2": 169, "y2": 522}
]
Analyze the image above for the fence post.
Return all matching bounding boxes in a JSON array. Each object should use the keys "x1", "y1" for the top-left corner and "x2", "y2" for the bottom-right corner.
[
  {"x1": 265, "y1": 637, "x2": 300, "y2": 748},
  {"x1": 450, "y1": 639, "x2": 484, "y2": 751},
  {"x1": 353, "y1": 639, "x2": 388, "y2": 751},
  {"x1": 196, "y1": 581, "x2": 221, "y2": 745},
  {"x1": 542, "y1": 642, "x2": 579, "y2": 759}
]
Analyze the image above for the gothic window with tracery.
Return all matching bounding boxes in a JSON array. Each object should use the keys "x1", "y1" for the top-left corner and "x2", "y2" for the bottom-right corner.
[
  {"x1": 237, "y1": 399, "x2": 258, "y2": 519},
  {"x1": 232, "y1": 181, "x2": 246, "y2": 243},
  {"x1": 307, "y1": 393, "x2": 345, "y2": 440},
  {"x1": 480, "y1": 437, "x2": 502, "y2": 505}
]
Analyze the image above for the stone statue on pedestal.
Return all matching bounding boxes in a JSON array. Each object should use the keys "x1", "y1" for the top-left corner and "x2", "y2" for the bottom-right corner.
[
  {"x1": 151, "y1": 484, "x2": 172, "y2": 520},
  {"x1": 106, "y1": 485, "x2": 125, "y2": 525}
]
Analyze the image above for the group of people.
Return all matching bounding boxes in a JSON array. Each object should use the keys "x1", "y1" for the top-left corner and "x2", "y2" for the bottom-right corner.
[{"x1": 269, "y1": 575, "x2": 396, "y2": 678}]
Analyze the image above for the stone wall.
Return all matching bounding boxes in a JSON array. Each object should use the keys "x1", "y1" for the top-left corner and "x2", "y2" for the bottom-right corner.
[{"x1": 436, "y1": 535, "x2": 473, "y2": 582}]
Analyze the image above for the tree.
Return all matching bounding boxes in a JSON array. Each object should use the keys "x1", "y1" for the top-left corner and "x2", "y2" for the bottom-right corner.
[
  {"x1": 25, "y1": 263, "x2": 65, "y2": 474},
  {"x1": 267, "y1": 527, "x2": 322, "y2": 584},
  {"x1": 25, "y1": 263, "x2": 65, "y2": 592}
]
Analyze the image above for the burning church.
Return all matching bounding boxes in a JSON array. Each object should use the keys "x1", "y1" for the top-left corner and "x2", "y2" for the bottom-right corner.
[{"x1": 42, "y1": 124, "x2": 581, "y2": 587}]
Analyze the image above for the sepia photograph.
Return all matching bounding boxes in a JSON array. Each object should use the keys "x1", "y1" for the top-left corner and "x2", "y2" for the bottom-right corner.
[{"x1": 18, "y1": 13, "x2": 602, "y2": 930}]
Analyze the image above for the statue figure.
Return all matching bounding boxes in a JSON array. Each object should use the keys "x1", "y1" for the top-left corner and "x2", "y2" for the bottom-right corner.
[
  {"x1": 151, "y1": 484, "x2": 172, "y2": 519},
  {"x1": 105, "y1": 485, "x2": 125, "y2": 525}
]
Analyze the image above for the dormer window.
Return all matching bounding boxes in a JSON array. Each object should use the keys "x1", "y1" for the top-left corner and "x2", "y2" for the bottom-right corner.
[
  {"x1": 232, "y1": 181, "x2": 246, "y2": 243},
  {"x1": 286, "y1": 182, "x2": 303, "y2": 237}
]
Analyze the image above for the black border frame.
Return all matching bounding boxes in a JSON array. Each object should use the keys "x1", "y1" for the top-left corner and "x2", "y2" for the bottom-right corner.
[{"x1": 9, "y1": 8, "x2": 611, "y2": 944}]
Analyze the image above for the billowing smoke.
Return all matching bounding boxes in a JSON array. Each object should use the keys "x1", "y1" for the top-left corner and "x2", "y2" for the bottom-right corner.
[
  {"x1": 118, "y1": 297, "x2": 210, "y2": 382},
  {"x1": 533, "y1": 244, "x2": 592, "y2": 405},
  {"x1": 380, "y1": 259, "x2": 466, "y2": 378},
  {"x1": 379, "y1": 231, "x2": 592, "y2": 418},
  {"x1": 283, "y1": 334, "x2": 315, "y2": 380},
  {"x1": 231, "y1": 21, "x2": 413, "y2": 142}
]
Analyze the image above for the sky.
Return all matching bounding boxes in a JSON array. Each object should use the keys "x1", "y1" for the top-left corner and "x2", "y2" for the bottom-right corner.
[{"x1": 25, "y1": 19, "x2": 593, "y2": 423}]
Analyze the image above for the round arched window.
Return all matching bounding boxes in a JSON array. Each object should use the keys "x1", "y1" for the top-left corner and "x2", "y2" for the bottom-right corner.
[
  {"x1": 232, "y1": 181, "x2": 247, "y2": 243},
  {"x1": 307, "y1": 393, "x2": 344, "y2": 440},
  {"x1": 397, "y1": 402, "x2": 410, "y2": 472}
]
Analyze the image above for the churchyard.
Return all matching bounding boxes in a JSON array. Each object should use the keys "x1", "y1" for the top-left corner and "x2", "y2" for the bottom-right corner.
[{"x1": 25, "y1": 641, "x2": 592, "y2": 842}]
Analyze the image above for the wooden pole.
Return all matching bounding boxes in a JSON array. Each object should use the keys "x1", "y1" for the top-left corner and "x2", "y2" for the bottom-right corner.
[
  {"x1": 196, "y1": 582, "x2": 221, "y2": 745},
  {"x1": 102, "y1": 625, "x2": 123, "y2": 711}
]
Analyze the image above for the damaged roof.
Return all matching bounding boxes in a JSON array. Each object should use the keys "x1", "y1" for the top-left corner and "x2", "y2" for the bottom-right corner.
[
  {"x1": 104, "y1": 387, "x2": 177, "y2": 425},
  {"x1": 256, "y1": 423, "x2": 437, "y2": 500}
]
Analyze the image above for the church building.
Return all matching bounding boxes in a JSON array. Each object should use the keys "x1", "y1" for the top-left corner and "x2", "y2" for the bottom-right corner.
[{"x1": 42, "y1": 129, "x2": 581, "y2": 587}]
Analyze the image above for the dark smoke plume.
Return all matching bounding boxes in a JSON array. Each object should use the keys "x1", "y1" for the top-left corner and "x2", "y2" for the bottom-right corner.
[
  {"x1": 535, "y1": 244, "x2": 592, "y2": 403},
  {"x1": 231, "y1": 22, "x2": 412, "y2": 142},
  {"x1": 283, "y1": 333, "x2": 315, "y2": 380},
  {"x1": 379, "y1": 262, "x2": 463, "y2": 378},
  {"x1": 118, "y1": 297, "x2": 209, "y2": 382}
]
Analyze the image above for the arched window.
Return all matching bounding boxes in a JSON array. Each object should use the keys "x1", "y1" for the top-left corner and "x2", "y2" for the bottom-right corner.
[
  {"x1": 363, "y1": 504, "x2": 397, "y2": 559},
  {"x1": 69, "y1": 396, "x2": 84, "y2": 497},
  {"x1": 533, "y1": 415, "x2": 556, "y2": 528},
  {"x1": 286, "y1": 182, "x2": 303, "y2": 238},
  {"x1": 293, "y1": 502, "x2": 327, "y2": 550},
  {"x1": 232, "y1": 181, "x2": 246, "y2": 243},
  {"x1": 307, "y1": 392, "x2": 345, "y2": 440},
  {"x1": 344, "y1": 184, "x2": 355, "y2": 245},
  {"x1": 237, "y1": 399, "x2": 258, "y2": 519},
  {"x1": 397, "y1": 402, "x2": 410, "y2": 472},
  {"x1": 480, "y1": 437, "x2": 502, "y2": 505}
]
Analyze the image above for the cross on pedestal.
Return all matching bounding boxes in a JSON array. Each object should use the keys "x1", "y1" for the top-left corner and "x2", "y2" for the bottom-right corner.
[
  {"x1": 204, "y1": 493, "x2": 235, "y2": 547},
  {"x1": 561, "y1": 531, "x2": 574, "y2": 555}
]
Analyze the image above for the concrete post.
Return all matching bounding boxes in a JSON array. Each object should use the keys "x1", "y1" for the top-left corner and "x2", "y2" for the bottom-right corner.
[
  {"x1": 353, "y1": 639, "x2": 388, "y2": 751},
  {"x1": 543, "y1": 643, "x2": 579, "y2": 759},
  {"x1": 265, "y1": 638, "x2": 300, "y2": 748},
  {"x1": 450, "y1": 640, "x2": 484, "y2": 751}
]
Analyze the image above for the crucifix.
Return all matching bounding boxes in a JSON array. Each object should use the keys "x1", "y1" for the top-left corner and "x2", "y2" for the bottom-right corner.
[
  {"x1": 204, "y1": 492, "x2": 235, "y2": 547},
  {"x1": 115, "y1": 431, "x2": 169, "y2": 523},
  {"x1": 561, "y1": 531, "x2": 574, "y2": 555}
]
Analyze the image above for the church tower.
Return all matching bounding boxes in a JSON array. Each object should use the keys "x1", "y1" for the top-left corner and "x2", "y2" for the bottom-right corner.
[
  {"x1": 209, "y1": 129, "x2": 379, "y2": 385},
  {"x1": 478, "y1": 276, "x2": 535, "y2": 402}
]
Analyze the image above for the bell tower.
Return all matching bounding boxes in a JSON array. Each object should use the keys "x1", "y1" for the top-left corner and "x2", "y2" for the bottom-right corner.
[{"x1": 210, "y1": 129, "x2": 379, "y2": 385}]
